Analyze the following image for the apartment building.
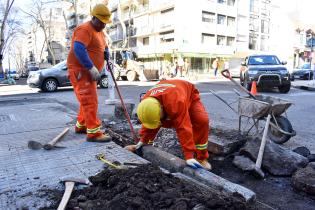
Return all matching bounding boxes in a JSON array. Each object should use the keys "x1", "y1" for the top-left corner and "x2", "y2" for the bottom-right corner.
[
  {"x1": 108, "y1": 0, "x2": 272, "y2": 74},
  {"x1": 65, "y1": 0, "x2": 107, "y2": 51},
  {"x1": 26, "y1": 5, "x2": 67, "y2": 66}
]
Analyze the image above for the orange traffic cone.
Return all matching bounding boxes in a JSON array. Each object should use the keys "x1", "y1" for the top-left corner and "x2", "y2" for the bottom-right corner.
[{"x1": 251, "y1": 81, "x2": 257, "y2": 96}]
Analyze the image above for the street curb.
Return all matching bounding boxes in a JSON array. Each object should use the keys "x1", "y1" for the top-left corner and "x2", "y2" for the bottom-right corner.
[
  {"x1": 142, "y1": 145, "x2": 256, "y2": 205},
  {"x1": 292, "y1": 85, "x2": 315, "y2": 91}
]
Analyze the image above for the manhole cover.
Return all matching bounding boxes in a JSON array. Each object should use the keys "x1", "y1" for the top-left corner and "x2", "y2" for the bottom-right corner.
[{"x1": 0, "y1": 115, "x2": 12, "y2": 122}]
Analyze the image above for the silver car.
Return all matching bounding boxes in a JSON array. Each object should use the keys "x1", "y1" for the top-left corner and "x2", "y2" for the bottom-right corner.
[{"x1": 27, "y1": 61, "x2": 108, "y2": 92}]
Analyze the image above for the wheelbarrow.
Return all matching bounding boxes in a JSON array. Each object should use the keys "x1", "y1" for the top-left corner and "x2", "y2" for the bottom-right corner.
[{"x1": 209, "y1": 70, "x2": 296, "y2": 144}]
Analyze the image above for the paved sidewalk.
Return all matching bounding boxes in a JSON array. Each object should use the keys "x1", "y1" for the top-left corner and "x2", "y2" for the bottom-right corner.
[
  {"x1": 0, "y1": 98, "x2": 147, "y2": 209},
  {"x1": 292, "y1": 80, "x2": 315, "y2": 91}
]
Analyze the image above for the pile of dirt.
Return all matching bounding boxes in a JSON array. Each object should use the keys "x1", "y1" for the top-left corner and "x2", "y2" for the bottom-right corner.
[{"x1": 43, "y1": 164, "x2": 245, "y2": 210}]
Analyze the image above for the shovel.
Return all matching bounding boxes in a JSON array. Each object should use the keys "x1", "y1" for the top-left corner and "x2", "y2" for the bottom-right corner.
[
  {"x1": 28, "y1": 127, "x2": 69, "y2": 150},
  {"x1": 221, "y1": 69, "x2": 257, "y2": 99},
  {"x1": 251, "y1": 114, "x2": 272, "y2": 178}
]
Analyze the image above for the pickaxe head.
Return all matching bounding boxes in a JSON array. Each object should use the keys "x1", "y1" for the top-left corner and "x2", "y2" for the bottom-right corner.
[
  {"x1": 95, "y1": 153, "x2": 105, "y2": 160},
  {"x1": 59, "y1": 177, "x2": 91, "y2": 185}
]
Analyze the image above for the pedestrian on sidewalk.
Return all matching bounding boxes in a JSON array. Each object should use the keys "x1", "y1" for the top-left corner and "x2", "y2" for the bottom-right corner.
[
  {"x1": 183, "y1": 58, "x2": 190, "y2": 77},
  {"x1": 67, "y1": 4, "x2": 112, "y2": 142},
  {"x1": 212, "y1": 57, "x2": 219, "y2": 77},
  {"x1": 125, "y1": 80, "x2": 212, "y2": 170}
]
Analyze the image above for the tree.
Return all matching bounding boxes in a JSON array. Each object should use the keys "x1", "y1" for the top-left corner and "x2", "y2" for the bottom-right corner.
[
  {"x1": 0, "y1": 0, "x2": 17, "y2": 75},
  {"x1": 22, "y1": 0, "x2": 60, "y2": 65}
]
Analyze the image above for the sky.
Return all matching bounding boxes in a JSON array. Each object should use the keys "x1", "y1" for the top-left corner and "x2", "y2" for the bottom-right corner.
[{"x1": 275, "y1": 0, "x2": 315, "y2": 29}]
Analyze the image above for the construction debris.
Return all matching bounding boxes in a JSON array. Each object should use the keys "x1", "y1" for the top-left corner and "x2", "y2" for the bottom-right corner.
[
  {"x1": 292, "y1": 162, "x2": 315, "y2": 195},
  {"x1": 44, "y1": 164, "x2": 247, "y2": 210},
  {"x1": 240, "y1": 137, "x2": 309, "y2": 176}
]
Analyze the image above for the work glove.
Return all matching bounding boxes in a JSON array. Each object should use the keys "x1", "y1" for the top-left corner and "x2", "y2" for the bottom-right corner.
[
  {"x1": 186, "y1": 158, "x2": 204, "y2": 169},
  {"x1": 124, "y1": 141, "x2": 143, "y2": 152},
  {"x1": 104, "y1": 47, "x2": 110, "y2": 61},
  {"x1": 89, "y1": 66, "x2": 101, "y2": 81}
]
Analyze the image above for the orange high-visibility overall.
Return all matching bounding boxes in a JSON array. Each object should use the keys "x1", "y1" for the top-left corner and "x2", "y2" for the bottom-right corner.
[
  {"x1": 67, "y1": 21, "x2": 106, "y2": 138},
  {"x1": 139, "y1": 80, "x2": 210, "y2": 160}
]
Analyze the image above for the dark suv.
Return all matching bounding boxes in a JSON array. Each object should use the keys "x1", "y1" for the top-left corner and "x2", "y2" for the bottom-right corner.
[{"x1": 240, "y1": 55, "x2": 291, "y2": 93}]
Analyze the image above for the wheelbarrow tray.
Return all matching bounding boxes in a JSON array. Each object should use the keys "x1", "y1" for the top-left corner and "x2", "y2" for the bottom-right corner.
[{"x1": 238, "y1": 95, "x2": 292, "y2": 119}]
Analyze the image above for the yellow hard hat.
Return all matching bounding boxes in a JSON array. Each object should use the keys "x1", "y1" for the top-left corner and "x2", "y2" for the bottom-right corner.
[
  {"x1": 91, "y1": 4, "x2": 112, "y2": 24},
  {"x1": 137, "y1": 97, "x2": 161, "y2": 129}
]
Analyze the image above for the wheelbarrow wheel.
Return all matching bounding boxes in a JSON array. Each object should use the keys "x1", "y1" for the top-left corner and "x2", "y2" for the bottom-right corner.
[{"x1": 268, "y1": 116, "x2": 293, "y2": 144}]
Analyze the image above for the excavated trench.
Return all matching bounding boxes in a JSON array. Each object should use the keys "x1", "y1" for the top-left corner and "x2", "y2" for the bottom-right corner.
[
  {"x1": 101, "y1": 120, "x2": 315, "y2": 210},
  {"x1": 40, "y1": 119, "x2": 315, "y2": 210}
]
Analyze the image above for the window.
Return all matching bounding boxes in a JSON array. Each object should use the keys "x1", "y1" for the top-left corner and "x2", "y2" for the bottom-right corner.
[
  {"x1": 249, "y1": 34, "x2": 257, "y2": 50},
  {"x1": 217, "y1": 14, "x2": 226, "y2": 25},
  {"x1": 217, "y1": 36, "x2": 226, "y2": 45},
  {"x1": 202, "y1": 11, "x2": 215, "y2": 23},
  {"x1": 218, "y1": 0, "x2": 226, "y2": 4},
  {"x1": 227, "y1": 37, "x2": 235, "y2": 46},
  {"x1": 160, "y1": 30, "x2": 174, "y2": 43},
  {"x1": 143, "y1": 37, "x2": 149, "y2": 46},
  {"x1": 250, "y1": 0, "x2": 259, "y2": 13},
  {"x1": 260, "y1": 35, "x2": 269, "y2": 51},
  {"x1": 227, "y1": 16, "x2": 235, "y2": 26},
  {"x1": 227, "y1": 0, "x2": 235, "y2": 6},
  {"x1": 202, "y1": 33, "x2": 215, "y2": 44},
  {"x1": 261, "y1": 19, "x2": 269, "y2": 34}
]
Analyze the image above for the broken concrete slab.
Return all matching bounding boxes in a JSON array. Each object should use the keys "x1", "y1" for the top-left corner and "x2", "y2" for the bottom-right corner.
[
  {"x1": 293, "y1": 146, "x2": 311, "y2": 157},
  {"x1": 208, "y1": 133, "x2": 247, "y2": 156},
  {"x1": 308, "y1": 154, "x2": 315, "y2": 162},
  {"x1": 240, "y1": 138, "x2": 308, "y2": 176},
  {"x1": 182, "y1": 167, "x2": 256, "y2": 204},
  {"x1": 292, "y1": 162, "x2": 315, "y2": 195},
  {"x1": 142, "y1": 145, "x2": 256, "y2": 205},
  {"x1": 233, "y1": 155, "x2": 256, "y2": 171},
  {"x1": 208, "y1": 129, "x2": 247, "y2": 156},
  {"x1": 114, "y1": 102, "x2": 135, "y2": 119},
  {"x1": 142, "y1": 145, "x2": 186, "y2": 173}
]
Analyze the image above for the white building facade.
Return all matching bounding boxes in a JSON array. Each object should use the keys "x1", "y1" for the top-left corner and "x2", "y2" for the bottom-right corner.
[{"x1": 108, "y1": 0, "x2": 272, "y2": 73}]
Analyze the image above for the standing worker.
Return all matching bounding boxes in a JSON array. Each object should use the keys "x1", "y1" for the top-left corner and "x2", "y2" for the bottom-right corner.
[
  {"x1": 67, "y1": 4, "x2": 112, "y2": 142},
  {"x1": 125, "y1": 80, "x2": 212, "y2": 170}
]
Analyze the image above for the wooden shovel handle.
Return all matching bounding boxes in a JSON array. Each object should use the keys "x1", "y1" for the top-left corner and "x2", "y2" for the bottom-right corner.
[
  {"x1": 48, "y1": 127, "x2": 70, "y2": 146},
  {"x1": 57, "y1": 181, "x2": 75, "y2": 210}
]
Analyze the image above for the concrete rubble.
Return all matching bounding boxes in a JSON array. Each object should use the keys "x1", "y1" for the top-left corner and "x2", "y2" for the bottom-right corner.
[
  {"x1": 142, "y1": 145, "x2": 256, "y2": 205},
  {"x1": 292, "y1": 162, "x2": 315, "y2": 195},
  {"x1": 240, "y1": 137, "x2": 309, "y2": 176},
  {"x1": 232, "y1": 155, "x2": 256, "y2": 171}
]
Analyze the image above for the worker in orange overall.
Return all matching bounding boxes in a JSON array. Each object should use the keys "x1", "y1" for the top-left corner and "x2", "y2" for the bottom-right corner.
[
  {"x1": 125, "y1": 80, "x2": 211, "y2": 170},
  {"x1": 67, "y1": 4, "x2": 112, "y2": 142}
]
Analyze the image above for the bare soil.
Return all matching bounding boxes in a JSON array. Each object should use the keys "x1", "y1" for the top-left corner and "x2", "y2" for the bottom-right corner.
[
  {"x1": 41, "y1": 164, "x2": 246, "y2": 210},
  {"x1": 105, "y1": 121, "x2": 315, "y2": 210}
]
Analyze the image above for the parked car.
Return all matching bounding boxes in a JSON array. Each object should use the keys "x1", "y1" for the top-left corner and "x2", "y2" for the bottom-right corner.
[
  {"x1": 240, "y1": 54, "x2": 291, "y2": 93},
  {"x1": 5, "y1": 69, "x2": 20, "y2": 80},
  {"x1": 290, "y1": 63, "x2": 314, "y2": 80},
  {"x1": 27, "y1": 61, "x2": 108, "y2": 92}
]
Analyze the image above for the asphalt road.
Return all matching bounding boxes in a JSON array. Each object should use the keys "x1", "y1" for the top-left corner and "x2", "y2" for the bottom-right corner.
[{"x1": 1, "y1": 78, "x2": 315, "y2": 153}]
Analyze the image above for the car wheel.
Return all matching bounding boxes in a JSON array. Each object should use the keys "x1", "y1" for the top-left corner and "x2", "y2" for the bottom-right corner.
[
  {"x1": 244, "y1": 77, "x2": 252, "y2": 91},
  {"x1": 278, "y1": 83, "x2": 290, "y2": 93},
  {"x1": 99, "y1": 76, "x2": 108, "y2": 88},
  {"x1": 240, "y1": 73, "x2": 244, "y2": 86},
  {"x1": 268, "y1": 116, "x2": 293, "y2": 144},
  {"x1": 127, "y1": 70, "x2": 138, "y2": 81},
  {"x1": 114, "y1": 71, "x2": 120, "y2": 80},
  {"x1": 41, "y1": 78, "x2": 58, "y2": 92}
]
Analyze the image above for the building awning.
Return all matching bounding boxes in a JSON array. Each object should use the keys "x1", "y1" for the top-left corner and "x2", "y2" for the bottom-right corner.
[{"x1": 180, "y1": 52, "x2": 233, "y2": 58}]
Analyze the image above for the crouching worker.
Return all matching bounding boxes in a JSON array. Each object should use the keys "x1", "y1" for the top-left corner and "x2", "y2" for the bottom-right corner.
[{"x1": 125, "y1": 80, "x2": 211, "y2": 170}]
